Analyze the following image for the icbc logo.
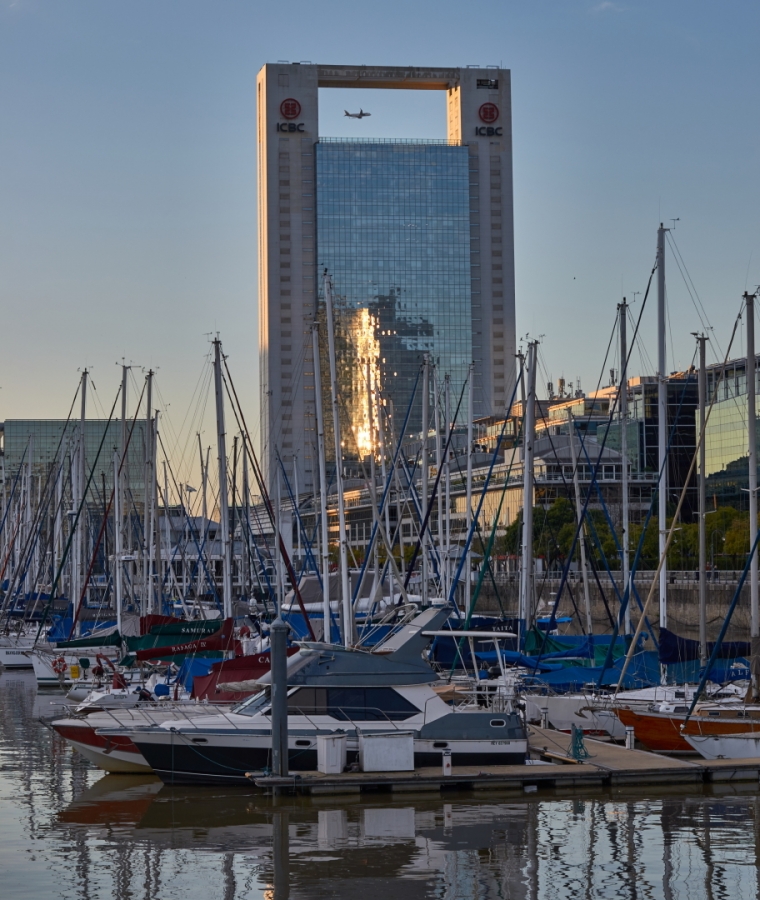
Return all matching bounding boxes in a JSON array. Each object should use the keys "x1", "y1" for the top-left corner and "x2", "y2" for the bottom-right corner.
[
  {"x1": 280, "y1": 98, "x2": 301, "y2": 119},
  {"x1": 478, "y1": 103, "x2": 499, "y2": 124}
]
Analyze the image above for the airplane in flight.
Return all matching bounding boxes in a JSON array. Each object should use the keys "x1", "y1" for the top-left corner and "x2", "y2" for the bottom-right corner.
[{"x1": 344, "y1": 109, "x2": 371, "y2": 119}]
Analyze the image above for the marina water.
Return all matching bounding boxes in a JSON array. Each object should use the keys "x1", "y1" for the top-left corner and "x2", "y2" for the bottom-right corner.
[{"x1": 2, "y1": 670, "x2": 760, "y2": 899}]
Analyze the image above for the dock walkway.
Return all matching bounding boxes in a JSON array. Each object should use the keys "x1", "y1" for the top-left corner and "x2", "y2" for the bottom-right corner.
[{"x1": 250, "y1": 726, "x2": 760, "y2": 795}]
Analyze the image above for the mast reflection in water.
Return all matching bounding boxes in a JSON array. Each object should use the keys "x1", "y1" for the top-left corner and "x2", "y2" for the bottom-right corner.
[{"x1": 2, "y1": 670, "x2": 760, "y2": 899}]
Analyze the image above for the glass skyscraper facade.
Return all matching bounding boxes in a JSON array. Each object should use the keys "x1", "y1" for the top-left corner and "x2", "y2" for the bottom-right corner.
[{"x1": 316, "y1": 140, "x2": 472, "y2": 448}]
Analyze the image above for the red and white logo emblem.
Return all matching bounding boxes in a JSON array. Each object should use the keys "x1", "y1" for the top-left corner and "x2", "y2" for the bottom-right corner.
[
  {"x1": 479, "y1": 103, "x2": 499, "y2": 124},
  {"x1": 280, "y1": 98, "x2": 301, "y2": 120}
]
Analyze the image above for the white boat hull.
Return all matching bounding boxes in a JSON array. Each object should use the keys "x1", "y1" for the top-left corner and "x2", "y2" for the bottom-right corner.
[
  {"x1": 31, "y1": 649, "x2": 121, "y2": 686},
  {"x1": 526, "y1": 694, "x2": 627, "y2": 740},
  {"x1": 0, "y1": 647, "x2": 33, "y2": 668},
  {"x1": 684, "y1": 732, "x2": 760, "y2": 760}
]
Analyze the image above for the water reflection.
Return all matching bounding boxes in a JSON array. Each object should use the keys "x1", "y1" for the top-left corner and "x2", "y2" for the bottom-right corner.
[{"x1": 2, "y1": 670, "x2": 760, "y2": 899}]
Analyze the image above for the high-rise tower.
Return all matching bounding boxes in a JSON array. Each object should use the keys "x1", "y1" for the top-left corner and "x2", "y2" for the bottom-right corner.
[{"x1": 257, "y1": 64, "x2": 516, "y2": 493}]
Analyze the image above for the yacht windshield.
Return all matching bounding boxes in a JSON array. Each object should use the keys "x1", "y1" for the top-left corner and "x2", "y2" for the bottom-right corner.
[{"x1": 232, "y1": 689, "x2": 271, "y2": 717}]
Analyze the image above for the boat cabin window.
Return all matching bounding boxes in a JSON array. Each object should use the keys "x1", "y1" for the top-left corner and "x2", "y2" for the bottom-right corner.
[
  {"x1": 673, "y1": 706, "x2": 688, "y2": 713},
  {"x1": 232, "y1": 689, "x2": 271, "y2": 717},
  {"x1": 287, "y1": 686, "x2": 418, "y2": 721}
]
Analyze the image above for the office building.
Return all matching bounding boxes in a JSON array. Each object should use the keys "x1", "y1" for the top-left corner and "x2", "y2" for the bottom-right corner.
[
  {"x1": 700, "y1": 355, "x2": 760, "y2": 509},
  {"x1": 1, "y1": 419, "x2": 146, "y2": 503},
  {"x1": 257, "y1": 64, "x2": 517, "y2": 493}
]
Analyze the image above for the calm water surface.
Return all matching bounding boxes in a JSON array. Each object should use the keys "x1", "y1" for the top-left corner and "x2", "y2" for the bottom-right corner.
[{"x1": 2, "y1": 668, "x2": 760, "y2": 899}]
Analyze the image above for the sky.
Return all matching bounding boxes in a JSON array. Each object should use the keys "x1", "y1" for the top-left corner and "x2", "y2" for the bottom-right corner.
[{"x1": 1, "y1": 0, "x2": 759, "y2": 466}]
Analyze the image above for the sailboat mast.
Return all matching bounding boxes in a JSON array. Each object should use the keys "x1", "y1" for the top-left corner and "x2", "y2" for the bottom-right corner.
[
  {"x1": 520, "y1": 343, "x2": 537, "y2": 642},
  {"x1": 311, "y1": 321, "x2": 331, "y2": 642},
  {"x1": 697, "y1": 333, "x2": 708, "y2": 665},
  {"x1": 657, "y1": 224, "x2": 668, "y2": 630},
  {"x1": 377, "y1": 390, "x2": 391, "y2": 575},
  {"x1": 152, "y1": 413, "x2": 162, "y2": 613},
  {"x1": 113, "y1": 451, "x2": 123, "y2": 634},
  {"x1": 433, "y1": 365, "x2": 443, "y2": 587},
  {"x1": 197, "y1": 433, "x2": 207, "y2": 598},
  {"x1": 323, "y1": 273, "x2": 352, "y2": 645},
  {"x1": 275, "y1": 465, "x2": 284, "y2": 615},
  {"x1": 74, "y1": 370, "x2": 88, "y2": 621},
  {"x1": 444, "y1": 374, "x2": 452, "y2": 602},
  {"x1": 120, "y1": 364, "x2": 129, "y2": 571},
  {"x1": 465, "y1": 364, "x2": 474, "y2": 614},
  {"x1": 142, "y1": 370, "x2": 153, "y2": 615},
  {"x1": 367, "y1": 359, "x2": 379, "y2": 603},
  {"x1": 213, "y1": 338, "x2": 233, "y2": 619},
  {"x1": 421, "y1": 355, "x2": 430, "y2": 605},
  {"x1": 568, "y1": 409, "x2": 593, "y2": 636},
  {"x1": 619, "y1": 299, "x2": 631, "y2": 634},
  {"x1": 746, "y1": 292, "x2": 759, "y2": 688},
  {"x1": 242, "y1": 444, "x2": 252, "y2": 600}
]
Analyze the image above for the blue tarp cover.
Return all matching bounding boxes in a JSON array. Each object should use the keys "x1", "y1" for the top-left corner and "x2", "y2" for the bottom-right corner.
[
  {"x1": 47, "y1": 617, "x2": 117, "y2": 642},
  {"x1": 659, "y1": 627, "x2": 751, "y2": 665},
  {"x1": 175, "y1": 657, "x2": 223, "y2": 691},
  {"x1": 519, "y1": 651, "x2": 662, "y2": 692}
]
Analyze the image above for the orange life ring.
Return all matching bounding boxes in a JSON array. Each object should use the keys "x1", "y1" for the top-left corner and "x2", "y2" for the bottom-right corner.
[{"x1": 52, "y1": 657, "x2": 67, "y2": 676}]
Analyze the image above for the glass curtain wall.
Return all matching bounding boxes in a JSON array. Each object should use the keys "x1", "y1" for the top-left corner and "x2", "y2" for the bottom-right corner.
[{"x1": 316, "y1": 139, "x2": 472, "y2": 457}]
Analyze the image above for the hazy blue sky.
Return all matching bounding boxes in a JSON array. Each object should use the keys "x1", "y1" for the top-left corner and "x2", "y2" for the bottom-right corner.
[{"x1": 1, "y1": 1, "x2": 758, "y2": 455}]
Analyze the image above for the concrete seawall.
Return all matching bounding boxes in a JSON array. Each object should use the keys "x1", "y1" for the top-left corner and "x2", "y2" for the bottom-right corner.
[{"x1": 476, "y1": 576, "x2": 751, "y2": 643}]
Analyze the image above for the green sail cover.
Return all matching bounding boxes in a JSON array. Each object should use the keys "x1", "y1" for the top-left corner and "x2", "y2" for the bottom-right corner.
[
  {"x1": 148, "y1": 621, "x2": 222, "y2": 636},
  {"x1": 524, "y1": 629, "x2": 629, "y2": 667},
  {"x1": 55, "y1": 631, "x2": 122, "y2": 649},
  {"x1": 125, "y1": 623, "x2": 222, "y2": 654}
]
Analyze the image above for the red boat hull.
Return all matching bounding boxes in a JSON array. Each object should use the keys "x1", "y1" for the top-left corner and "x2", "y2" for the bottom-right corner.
[{"x1": 614, "y1": 707, "x2": 692, "y2": 753}]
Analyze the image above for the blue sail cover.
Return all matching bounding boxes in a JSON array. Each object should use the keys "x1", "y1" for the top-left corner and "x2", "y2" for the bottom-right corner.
[
  {"x1": 519, "y1": 651, "x2": 662, "y2": 692},
  {"x1": 659, "y1": 627, "x2": 750, "y2": 665}
]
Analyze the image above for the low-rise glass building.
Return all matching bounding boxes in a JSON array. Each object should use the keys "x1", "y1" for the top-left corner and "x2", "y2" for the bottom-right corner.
[{"x1": 1, "y1": 419, "x2": 146, "y2": 502}]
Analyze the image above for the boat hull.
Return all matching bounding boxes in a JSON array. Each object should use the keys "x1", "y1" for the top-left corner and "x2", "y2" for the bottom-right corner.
[
  {"x1": 0, "y1": 647, "x2": 33, "y2": 668},
  {"x1": 130, "y1": 730, "x2": 528, "y2": 785},
  {"x1": 614, "y1": 707, "x2": 693, "y2": 753},
  {"x1": 527, "y1": 695, "x2": 627, "y2": 739},
  {"x1": 684, "y1": 732, "x2": 760, "y2": 760},
  {"x1": 682, "y1": 717, "x2": 760, "y2": 737},
  {"x1": 53, "y1": 720, "x2": 151, "y2": 773},
  {"x1": 31, "y1": 649, "x2": 121, "y2": 687}
]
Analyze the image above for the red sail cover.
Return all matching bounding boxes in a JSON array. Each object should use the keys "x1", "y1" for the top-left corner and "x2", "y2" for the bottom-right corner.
[
  {"x1": 134, "y1": 618, "x2": 237, "y2": 661},
  {"x1": 139, "y1": 614, "x2": 183, "y2": 635},
  {"x1": 191, "y1": 648, "x2": 300, "y2": 702}
]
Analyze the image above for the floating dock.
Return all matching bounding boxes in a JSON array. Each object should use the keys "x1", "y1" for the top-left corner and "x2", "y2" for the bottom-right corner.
[{"x1": 250, "y1": 726, "x2": 760, "y2": 795}]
